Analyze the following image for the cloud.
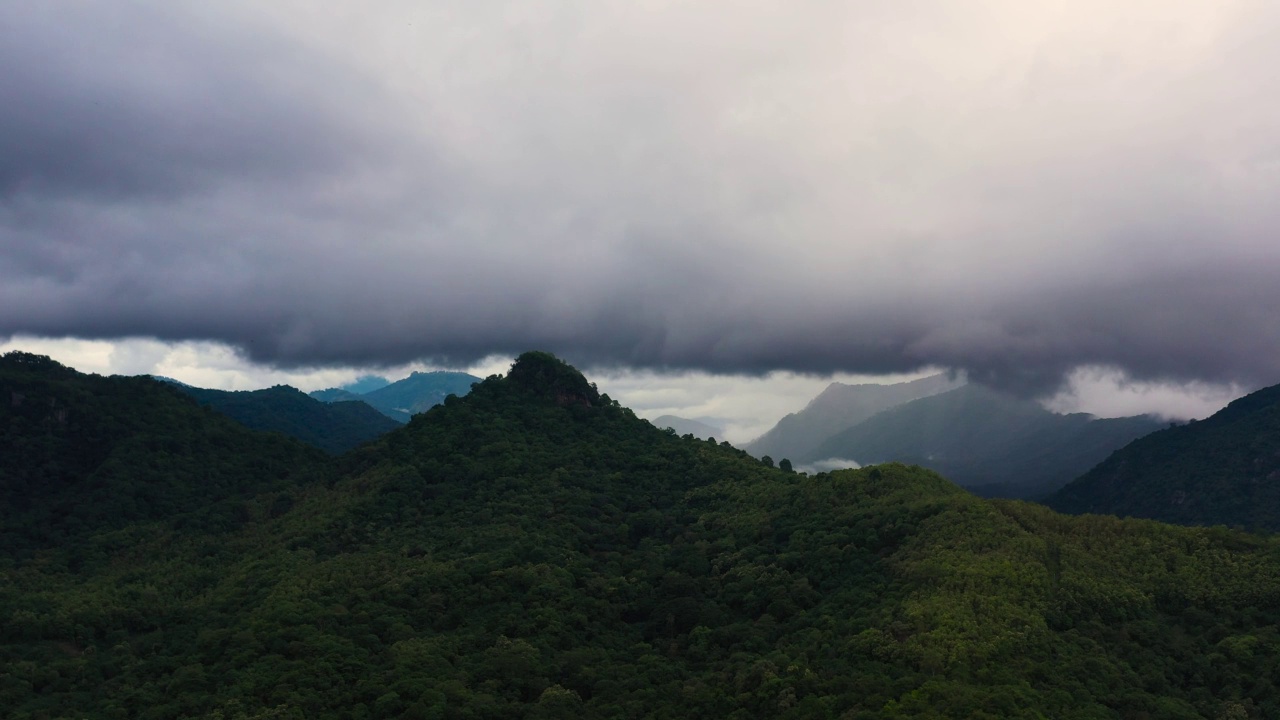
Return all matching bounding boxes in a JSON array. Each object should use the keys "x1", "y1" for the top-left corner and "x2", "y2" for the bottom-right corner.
[
  {"x1": 796, "y1": 459, "x2": 864, "y2": 476},
  {"x1": 1043, "y1": 366, "x2": 1247, "y2": 422},
  {"x1": 4, "y1": 1, "x2": 1280, "y2": 395}
]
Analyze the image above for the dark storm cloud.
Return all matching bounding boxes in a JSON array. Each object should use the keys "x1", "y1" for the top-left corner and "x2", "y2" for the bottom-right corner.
[
  {"x1": 0, "y1": 4, "x2": 395, "y2": 202},
  {"x1": 4, "y1": 1, "x2": 1280, "y2": 395}
]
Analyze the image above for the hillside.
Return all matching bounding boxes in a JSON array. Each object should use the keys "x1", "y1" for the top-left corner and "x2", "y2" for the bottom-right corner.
[
  {"x1": 177, "y1": 384, "x2": 401, "y2": 454},
  {"x1": 312, "y1": 370, "x2": 481, "y2": 422},
  {"x1": 1047, "y1": 382, "x2": 1280, "y2": 531},
  {"x1": 801, "y1": 384, "x2": 1163, "y2": 498},
  {"x1": 0, "y1": 351, "x2": 327, "y2": 554},
  {"x1": 744, "y1": 373, "x2": 962, "y2": 462},
  {"x1": 1, "y1": 351, "x2": 1278, "y2": 719}
]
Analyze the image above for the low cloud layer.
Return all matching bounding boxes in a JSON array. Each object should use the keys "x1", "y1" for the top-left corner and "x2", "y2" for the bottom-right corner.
[
  {"x1": 796, "y1": 459, "x2": 864, "y2": 476},
  {"x1": 4, "y1": 1, "x2": 1280, "y2": 395}
]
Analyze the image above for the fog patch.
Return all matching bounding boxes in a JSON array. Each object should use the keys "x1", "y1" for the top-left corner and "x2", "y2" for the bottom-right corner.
[{"x1": 797, "y1": 458, "x2": 864, "y2": 475}]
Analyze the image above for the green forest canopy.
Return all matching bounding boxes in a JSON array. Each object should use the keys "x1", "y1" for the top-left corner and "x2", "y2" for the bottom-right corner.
[{"x1": 1, "y1": 350, "x2": 1277, "y2": 719}]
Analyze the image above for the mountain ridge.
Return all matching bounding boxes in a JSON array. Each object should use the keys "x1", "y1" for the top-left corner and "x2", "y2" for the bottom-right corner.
[
  {"x1": 744, "y1": 373, "x2": 963, "y2": 461},
  {"x1": 1047, "y1": 381, "x2": 1280, "y2": 530},
  {"x1": 312, "y1": 369, "x2": 481, "y2": 422},
  {"x1": 176, "y1": 383, "x2": 402, "y2": 454},
  {"x1": 803, "y1": 383, "x2": 1164, "y2": 498}
]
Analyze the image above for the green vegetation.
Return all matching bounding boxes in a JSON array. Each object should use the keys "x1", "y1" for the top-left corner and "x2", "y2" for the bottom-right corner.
[
  {"x1": 2, "y1": 351, "x2": 1278, "y2": 719},
  {"x1": 178, "y1": 384, "x2": 401, "y2": 454},
  {"x1": 0, "y1": 351, "x2": 328, "y2": 555},
  {"x1": 803, "y1": 384, "x2": 1163, "y2": 498},
  {"x1": 1048, "y1": 382, "x2": 1280, "y2": 531}
]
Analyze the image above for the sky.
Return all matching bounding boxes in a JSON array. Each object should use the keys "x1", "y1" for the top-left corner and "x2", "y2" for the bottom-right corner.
[{"x1": 3, "y1": 2, "x2": 1277, "y2": 438}]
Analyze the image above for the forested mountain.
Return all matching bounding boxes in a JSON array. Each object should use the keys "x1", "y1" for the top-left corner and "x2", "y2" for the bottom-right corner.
[
  {"x1": 0, "y1": 351, "x2": 327, "y2": 555},
  {"x1": 176, "y1": 384, "x2": 401, "y2": 454},
  {"x1": 744, "y1": 373, "x2": 962, "y2": 462},
  {"x1": 803, "y1": 384, "x2": 1163, "y2": 498},
  {"x1": 312, "y1": 370, "x2": 481, "y2": 422},
  {"x1": 3, "y1": 351, "x2": 1279, "y2": 718},
  {"x1": 651, "y1": 414, "x2": 723, "y2": 440},
  {"x1": 1048, "y1": 381, "x2": 1280, "y2": 531}
]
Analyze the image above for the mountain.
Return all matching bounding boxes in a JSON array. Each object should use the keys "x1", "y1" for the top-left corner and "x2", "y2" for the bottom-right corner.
[
  {"x1": 803, "y1": 384, "x2": 1164, "y2": 498},
  {"x1": 744, "y1": 373, "x2": 963, "y2": 462},
  {"x1": 651, "y1": 414, "x2": 724, "y2": 440},
  {"x1": 312, "y1": 370, "x2": 481, "y2": 422},
  {"x1": 309, "y1": 387, "x2": 364, "y2": 403},
  {"x1": 176, "y1": 384, "x2": 402, "y2": 454},
  {"x1": 1047, "y1": 382, "x2": 1280, "y2": 531},
  {"x1": 341, "y1": 374, "x2": 391, "y2": 394},
  {"x1": 0, "y1": 351, "x2": 326, "y2": 553},
  {"x1": 4, "y1": 350, "x2": 1280, "y2": 719}
]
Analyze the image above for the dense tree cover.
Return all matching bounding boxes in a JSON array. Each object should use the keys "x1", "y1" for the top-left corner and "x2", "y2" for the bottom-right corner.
[
  {"x1": 1048, "y1": 382, "x2": 1280, "y2": 531},
  {"x1": 311, "y1": 371, "x2": 481, "y2": 423},
  {"x1": 177, "y1": 385, "x2": 401, "y2": 455},
  {"x1": 2, "y1": 351, "x2": 1279, "y2": 719},
  {"x1": 0, "y1": 351, "x2": 329, "y2": 556},
  {"x1": 803, "y1": 384, "x2": 1164, "y2": 499}
]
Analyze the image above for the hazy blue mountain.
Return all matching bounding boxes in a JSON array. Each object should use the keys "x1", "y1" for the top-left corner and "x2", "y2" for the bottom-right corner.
[
  {"x1": 803, "y1": 384, "x2": 1164, "y2": 498},
  {"x1": 358, "y1": 370, "x2": 481, "y2": 422},
  {"x1": 177, "y1": 384, "x2": 402, "y2": 454},
  {"x1": 652, "y1": 414, "x2": 724, "y2": 440},
  {"x1": 744, "y1": 373, "x2": 963, "y2": 462},
  {"x1": 340, "y1": 374, "x2": 391, "y2": 394},
  {"x1": 309, "y1": 387, "x2": 364, "y2": 403},
  {"x1": 1047, "y1": 382, "x2": 1280, "y2": 531},
  {"x1": 311, "y1": 370, "x2": 482, "y2": 422}
]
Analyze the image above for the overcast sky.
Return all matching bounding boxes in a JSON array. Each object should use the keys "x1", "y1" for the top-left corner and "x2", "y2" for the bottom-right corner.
[{"x1": 3, "y1": 2, "x2": 1277, "y2": 435}]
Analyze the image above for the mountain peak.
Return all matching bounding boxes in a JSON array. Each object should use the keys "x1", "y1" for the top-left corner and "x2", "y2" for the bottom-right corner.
[{"x1": 506, "y1": 351, "x2": 599, "y2": 407}]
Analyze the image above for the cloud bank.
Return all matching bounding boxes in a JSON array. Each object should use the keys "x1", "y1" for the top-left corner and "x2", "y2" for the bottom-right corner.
[{"x1": 4, "y1": 1, "x2": 1280, "y2": 394}]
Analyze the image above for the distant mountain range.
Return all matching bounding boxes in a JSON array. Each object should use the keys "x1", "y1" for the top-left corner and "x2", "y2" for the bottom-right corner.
[
  {"x1": 801, "y1": 384, "x2": 1164, "y2": 498},
  {"x1": 7, "y1": 349, "x2": 1280, "y2": 718},
  {"x1": 311, "y1": 370, "x2": 481, "y2": 423},
  {"x1": 744, "y1": 373, "x2": 962, "y2": 461},
  {"x1": 175, "y1": 384, "x2": 401, "y2": 455},
  {"x1": 1048, "y1": 381, "x2": 1280, "y2": 531},
  {"x1": 1, "y1": 351, "x2": 325, "y2": 550},
  {"x1": 651, "y1": 415, "x2": 724, "y2": 440}
]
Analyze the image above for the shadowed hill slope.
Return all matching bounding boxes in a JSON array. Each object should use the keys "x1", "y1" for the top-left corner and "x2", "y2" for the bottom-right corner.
[
  {"x1": 803, "y1": 384, "x2": 1163, "y2": 498},
  {"x1": 178, "y1": 384, "x2": 401, "y2": 454},
  {"x1": 745, "y1": 373, "x2": 962, "y2": 462},
  {"x1": 0, "y1": 351, "x2": 328, "y2": 553},
  {"x1": 1048, "y1": 382, "x2": 1280, "y2": 530}
]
